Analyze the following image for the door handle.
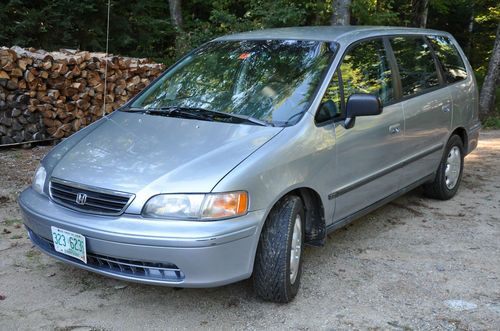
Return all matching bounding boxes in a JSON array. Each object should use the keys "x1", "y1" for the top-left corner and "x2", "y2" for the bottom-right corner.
[
  {"x1": 442, "y1": 104, "x2": 451, "y2": 113},
  {"x1": 389, "y1": 124, "x2": 401, "y2": 135}
]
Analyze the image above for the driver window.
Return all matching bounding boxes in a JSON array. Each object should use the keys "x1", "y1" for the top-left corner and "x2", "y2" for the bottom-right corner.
[{"x1": 340, "y1": 39, "x2": 394, "y2": 104}]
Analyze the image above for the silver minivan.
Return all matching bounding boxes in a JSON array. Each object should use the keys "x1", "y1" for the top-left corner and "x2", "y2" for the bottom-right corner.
[{"x1": 19, "y1": 26, "x2": 480, "y2": 302}]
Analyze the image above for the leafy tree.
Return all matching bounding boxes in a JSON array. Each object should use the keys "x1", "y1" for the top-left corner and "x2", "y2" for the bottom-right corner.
[
  {"x1": 0, "y1": 0, "x2": 174, "y2": 62},
  {"x1": 351, "y1": 0, "x2": 400, "y2": 25},
  {"x1": 0, "y1": 0, "x2": 498, "y2": 116},
  {"x1": 479, "y1": 21, "x2": 500, "y2": 116}
]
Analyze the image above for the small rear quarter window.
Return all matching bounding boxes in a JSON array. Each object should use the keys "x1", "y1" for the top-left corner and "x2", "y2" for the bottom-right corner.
[{"x1": 427, "y1": 35, "x2": 467, "y2": 84}]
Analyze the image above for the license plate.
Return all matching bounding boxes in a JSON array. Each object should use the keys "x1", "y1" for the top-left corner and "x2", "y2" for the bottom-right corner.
[{"x1": 51, "y1": 226, "x2": 87, "y2": 264}]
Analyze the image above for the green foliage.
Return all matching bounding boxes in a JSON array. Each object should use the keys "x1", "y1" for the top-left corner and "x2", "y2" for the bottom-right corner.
[
  {"x1": 483, "y1": 115, "x2": 500, "y2": 129},
  {"x1": 174, "y1": 0, "x2": 316, "y2": 60},
  {"x1": 246, "y1": 0, "x2": 308, "y2": 28},
  {"x1": 0, "y1": 0, "x2": 498, "y2": 77},
  {"x1": 427, "y1": 0, "x2": 499, "y2": 76},
  {"x1": 351, "y1": 0, "x2": 401, "y2": 25},
  {"x1": 0, "y1": 0, "x2": 174, "y2": 62}
]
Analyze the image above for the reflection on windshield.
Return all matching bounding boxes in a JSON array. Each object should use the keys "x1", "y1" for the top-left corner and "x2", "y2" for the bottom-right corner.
[{"x1": 131, "y1": 40, "x2": 334, "y2": 126}]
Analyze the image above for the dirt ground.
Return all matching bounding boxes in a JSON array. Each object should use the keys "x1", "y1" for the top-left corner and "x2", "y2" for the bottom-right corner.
[{"x1": 0, "y1": 131, "x2": 499, "y2": 331}]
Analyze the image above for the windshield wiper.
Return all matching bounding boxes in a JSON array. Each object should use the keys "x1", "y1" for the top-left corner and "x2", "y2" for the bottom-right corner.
[
  {"x1": 279, "y1": 111, "x2": 307, "y2": 127},
  {"x1": 127, "y1": 106, "x2": 272, "y2": 127},
  {"x1": 125, "y1": 107, "x2": 149, "y2": 113},
  {"x1": 194, "y1": 107, "x2": 272, "y2": 127},
  {"x1": 125, "y1": 106, "x2": 210, "y2": 120},
  {"x1": 148, "y1": 107, "x2": 211, "y2": 120}
]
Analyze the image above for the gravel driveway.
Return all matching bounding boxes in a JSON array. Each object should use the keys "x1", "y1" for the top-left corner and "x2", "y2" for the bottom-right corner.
[{"x1": 0, "y1": 131, "x2": 499, "y2": 330}]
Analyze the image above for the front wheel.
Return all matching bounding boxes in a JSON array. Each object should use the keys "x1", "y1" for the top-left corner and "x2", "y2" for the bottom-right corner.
[
  {"x1": 423, "y1": 134, "x2": 464, "y2": 200},
  {"x1": 253, "y1": 195, "x2": 305, "y2": 303}
]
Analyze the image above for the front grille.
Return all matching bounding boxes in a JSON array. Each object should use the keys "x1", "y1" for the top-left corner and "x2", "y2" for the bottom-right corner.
[
  {"x1": 49, "y1": 178, "x2": 134, "y2": 215},
  {"x1": 86, "y1": 255, "x2": 184, "y2": 281},
  {"x1": 27, "y1": 228, "x2": 185, "y2": 282}
]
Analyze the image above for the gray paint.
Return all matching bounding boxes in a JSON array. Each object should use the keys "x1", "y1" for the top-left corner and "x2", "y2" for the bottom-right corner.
[
  {"x1": 19, "y1": 26, "x2": 480, "y2": 287},
  {"x1": 50, "y1": 110, "x2": 282, "y2": 213}
]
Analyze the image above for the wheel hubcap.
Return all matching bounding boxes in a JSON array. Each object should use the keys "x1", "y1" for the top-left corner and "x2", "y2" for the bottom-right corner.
[
  {"x1": 290, "y1": 214, "x2": 302, "y2": 284},
  {"x1": 445, "y1": 146, "x2": 461, "y2": 189}
]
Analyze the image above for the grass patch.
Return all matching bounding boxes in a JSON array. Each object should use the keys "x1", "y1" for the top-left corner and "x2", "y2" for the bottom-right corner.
[
  {"x1": 3, "y1": 218, "x2": 22, "y2": 226},
  {"x1": 75, "y1": 273, "x2": 103, "y2": 292},
  {"x1": 22, "y1": 249, "x2": 47, "y2": 269},
  {"x1": 10, "y1": 234, "x2": 23, "y2": 240},
  {"x1": 25, "y1": 249, "x2": 41, "y2": 262},
  {"x1": 483, "y1": 115, "x2": 500, "y2": 129},
  {"x1": 11, "y1": 151, "x2": 23, "y2": 159}
]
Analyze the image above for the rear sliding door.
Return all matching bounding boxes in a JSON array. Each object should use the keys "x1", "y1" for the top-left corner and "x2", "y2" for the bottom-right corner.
[{"x1": 389, "y1": 36, "x2": 452, "y2": 183}]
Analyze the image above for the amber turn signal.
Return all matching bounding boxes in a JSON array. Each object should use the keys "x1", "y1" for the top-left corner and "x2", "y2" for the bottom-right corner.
[{"x1": 201, "y1": 191, "x2": 248, "y2": 219}]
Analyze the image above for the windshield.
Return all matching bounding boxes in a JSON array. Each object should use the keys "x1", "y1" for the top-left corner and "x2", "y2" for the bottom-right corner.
[{"x1": 129, "y1": 40, "x2": 335, "y2": 126}]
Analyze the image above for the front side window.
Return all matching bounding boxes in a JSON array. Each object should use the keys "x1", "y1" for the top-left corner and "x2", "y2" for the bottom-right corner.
[
  {"x1": 130, "y1": 40, "x2": 335, "y2": 126},
  {"x1": 390, "y1": 36, "x2": 440, "y2": 97},
  {"x1": 427, "y1": 35, "x2": 467, "y2": 84},
  {"x1": 340, "y1": 38, "x2": 394, "y2": 105},
  {"x1": 318, "y1": 39, "x2": 392, "y2": 122}
]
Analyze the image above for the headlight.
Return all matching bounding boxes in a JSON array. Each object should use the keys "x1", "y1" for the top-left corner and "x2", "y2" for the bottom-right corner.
[
  {"x1": 143, "y1": 191, "x2": 248, "y2": 220},
  {"x1": 32, "y1": 165, "x2": 47, "y2": 194},
  {"x1": 143, "y1": 194, "x2": 205, "y2": 219}
]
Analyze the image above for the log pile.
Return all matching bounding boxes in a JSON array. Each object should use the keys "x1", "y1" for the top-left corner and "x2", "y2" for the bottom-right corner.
[{"x1": 0, "y1": 46, "x2": 165, "y2": 145}]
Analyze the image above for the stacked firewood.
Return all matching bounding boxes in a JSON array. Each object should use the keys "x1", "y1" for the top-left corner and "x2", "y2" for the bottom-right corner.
[{"x1": 0, "y1": 46, "x2": 165, "y2": 145}]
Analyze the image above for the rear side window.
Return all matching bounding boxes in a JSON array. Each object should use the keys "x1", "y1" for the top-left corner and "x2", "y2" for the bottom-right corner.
[
  {"x1": 427, "y1": 35, "x2": 467, "y2": 83},
  {"x1": 340, "y1": 39, "x2": 394, "y2": 104},
  {"x1": 390, "y1": 36, "x2": 440, "y2": 97}
]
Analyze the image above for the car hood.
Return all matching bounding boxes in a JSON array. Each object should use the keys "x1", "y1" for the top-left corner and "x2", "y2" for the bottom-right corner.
[{"x1": 51, "y1": 111, "x2": 282, "y2": 195}]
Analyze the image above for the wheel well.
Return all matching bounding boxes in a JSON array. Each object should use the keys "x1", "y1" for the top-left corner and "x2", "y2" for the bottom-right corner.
[
  {"x1": 289, "y1": 188, "x2": 326, "y2": 247},
  {"x1": 451, "y1": 127, "x2": 468, "y2": 153}
]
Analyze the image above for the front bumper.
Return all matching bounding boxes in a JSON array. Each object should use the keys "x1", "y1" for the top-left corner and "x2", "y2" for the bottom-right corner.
[{"x1": 19, "y1": 188, "x2": 265, "y2": 287}]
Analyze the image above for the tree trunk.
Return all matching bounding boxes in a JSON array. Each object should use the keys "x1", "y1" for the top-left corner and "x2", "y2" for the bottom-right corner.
[
  {"x1": 465, "y1": 4, "x2": 474, "y2": 58},
  {"x1": 479, "y1": 21, "x2": 500, "y2": 117},
  {"x1": 411, "y1": 0, "x2": 429, "y2": 28},
  {"x1": 168, "y1": 0, "x2": 183, "y2": 31},
  {"x1": 331, "y1": 0, "x2": 351, "y2": 26}
]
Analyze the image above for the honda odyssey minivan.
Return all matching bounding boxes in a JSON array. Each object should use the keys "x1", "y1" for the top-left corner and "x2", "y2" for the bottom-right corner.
[{"x1": 19, "y1": 26, "x2": 480, "y2": 302}]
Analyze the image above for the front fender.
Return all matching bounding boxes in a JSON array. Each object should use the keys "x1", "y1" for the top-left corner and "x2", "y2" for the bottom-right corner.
[{"x1": 212, "y1": 114, "x2": 335, "y2": 221}]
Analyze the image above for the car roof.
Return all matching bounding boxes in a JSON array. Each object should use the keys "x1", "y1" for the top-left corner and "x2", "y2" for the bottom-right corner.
[{"x1": 215, "y1": 26, "x2": 448, "y2": 44}]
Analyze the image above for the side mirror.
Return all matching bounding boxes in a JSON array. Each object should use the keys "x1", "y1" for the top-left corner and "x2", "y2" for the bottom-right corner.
[
  {"x1": 344, "y1": 94, "x2": 382, "y2": 129},
  {"x1": 315, "y1": 100, "x2": 339, "y2": 123}
]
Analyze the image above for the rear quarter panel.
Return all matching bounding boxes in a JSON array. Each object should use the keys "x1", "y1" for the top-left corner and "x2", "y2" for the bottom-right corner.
[{"x1": 446, "y1": 34, "x2": 480, "y2": 152}]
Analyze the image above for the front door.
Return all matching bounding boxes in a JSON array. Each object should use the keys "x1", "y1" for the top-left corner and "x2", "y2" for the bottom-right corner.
[{"x1": 324, "y1": 38, "x2": 406, "y2": 222}]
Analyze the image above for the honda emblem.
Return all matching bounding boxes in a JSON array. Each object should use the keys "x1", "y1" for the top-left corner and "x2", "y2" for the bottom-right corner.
[{"x1": 75, "y1": 193, "x2": 87, "y2": 205}]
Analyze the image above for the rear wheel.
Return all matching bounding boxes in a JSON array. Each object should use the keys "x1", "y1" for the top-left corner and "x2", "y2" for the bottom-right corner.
[
  {"x1": 423, "y1": 135, "x2": 464, "y2": 200},
  {"x1": 253, "y1": 195, "x2": 305, "y2": 303}
]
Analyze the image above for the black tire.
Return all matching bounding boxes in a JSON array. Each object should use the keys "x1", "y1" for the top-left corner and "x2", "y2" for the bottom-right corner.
[
  {"x1": 253, "y1": 195, "x2": 305, "y2": 303},
  {"x1": 423, "y1": 134, "x2": 464, "y2": 200}
]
